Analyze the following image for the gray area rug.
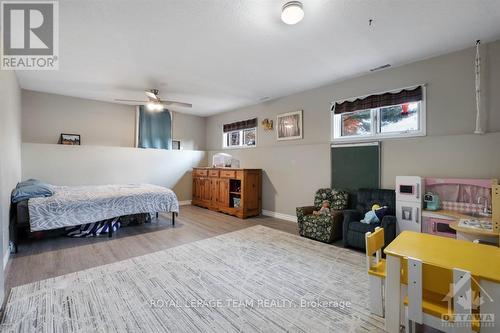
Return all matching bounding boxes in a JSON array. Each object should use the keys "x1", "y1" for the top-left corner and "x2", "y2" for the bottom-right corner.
[{"x1": 1, "y1": 226, "x2": 384, "y2": 332}]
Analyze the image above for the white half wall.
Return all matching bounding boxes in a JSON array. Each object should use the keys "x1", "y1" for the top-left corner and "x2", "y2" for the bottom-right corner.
[{"x1": 21, "y1": 143, "x2": 207, "y2": 201}]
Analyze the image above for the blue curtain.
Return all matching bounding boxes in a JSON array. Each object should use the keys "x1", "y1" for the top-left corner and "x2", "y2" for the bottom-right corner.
[{"x1": 137, "y1": 106, "x2": 172, "y2": 150}]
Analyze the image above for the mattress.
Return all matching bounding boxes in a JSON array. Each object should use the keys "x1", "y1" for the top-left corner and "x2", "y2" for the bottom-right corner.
[{"x1": 28, "y1": 184, "x2": 179, "y2": 231}]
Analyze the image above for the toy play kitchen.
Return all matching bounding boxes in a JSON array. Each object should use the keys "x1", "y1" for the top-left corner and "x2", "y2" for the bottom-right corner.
[{"x1": 395, "y1": 176, "x2": 500, "y2": 245}]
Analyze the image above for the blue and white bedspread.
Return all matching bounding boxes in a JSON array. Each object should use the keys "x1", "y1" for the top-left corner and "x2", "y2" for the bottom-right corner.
[{"x1": 28, "y1": 184, "x2": 179, "y2": 231}]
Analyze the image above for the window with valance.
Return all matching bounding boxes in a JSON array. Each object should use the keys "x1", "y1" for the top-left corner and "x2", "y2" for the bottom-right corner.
[
  {"x1": 331, "y1": 86, "x2": 426, "y2": 142},
  {"x1": 223, "y1": 118, "x2": 257, "y2": 148}
]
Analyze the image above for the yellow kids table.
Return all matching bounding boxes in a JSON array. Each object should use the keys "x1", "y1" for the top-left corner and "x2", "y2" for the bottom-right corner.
[{"x1": 384, "y1": 231, "x2": 500, "y2": 333}]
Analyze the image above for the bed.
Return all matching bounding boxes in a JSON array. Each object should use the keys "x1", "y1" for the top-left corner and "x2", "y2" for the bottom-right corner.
[{"x1": 11, "y1": 184, "x2": 179, "y2": 251}]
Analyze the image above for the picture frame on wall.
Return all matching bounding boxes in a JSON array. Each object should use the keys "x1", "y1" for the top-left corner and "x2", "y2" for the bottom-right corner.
[
  {"x1": 277, "y1": 110, "x2": 303, "y2": 140},
  {"x1": 59, "y1": 133, "x2": 81, "y2": 145},
  {"x1": 172, "y1": 140, "x2": 181, "y2": 150}
]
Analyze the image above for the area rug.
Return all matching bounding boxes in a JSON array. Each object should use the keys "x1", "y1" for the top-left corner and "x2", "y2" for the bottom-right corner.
[{"x1": 1, "y1": 225, "x2": 384, "y2": 332}]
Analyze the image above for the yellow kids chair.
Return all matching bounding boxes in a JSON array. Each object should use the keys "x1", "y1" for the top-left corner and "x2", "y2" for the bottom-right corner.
[
  {"x1": 365, "y1": 227, "x2": 386, "y2": 317},
  {"x1": 403, "y1": 257, "x2": 480, "y2": 333}
]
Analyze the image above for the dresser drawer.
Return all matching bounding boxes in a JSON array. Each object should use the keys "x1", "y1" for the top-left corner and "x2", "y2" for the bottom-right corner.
[
  {"x1": 208, "y1": 169, "x2": 219, "y2": 177},
  {"x1": 220, "y1": 170, "x2": 236, "y2": 178},
  {"x1": 194, "y1": 169, "x2": 208, "y2": 177}
]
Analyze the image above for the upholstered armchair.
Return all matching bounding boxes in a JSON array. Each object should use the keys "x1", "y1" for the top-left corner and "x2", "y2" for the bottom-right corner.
[
  {"x1": 296, "y1": 188, "x2": 349, "y2": 243},
  {"x1": 343, "y1": 188, "x2": 396, "y2": 250}
]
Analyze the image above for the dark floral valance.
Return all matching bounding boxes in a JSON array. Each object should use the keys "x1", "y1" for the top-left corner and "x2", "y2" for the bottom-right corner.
[
  {"x1": 333, "y1": 86, "x2": 423, "y2": 114},
  {"x1": 223, "y1": 118, "x2": 257, "y2": 133}
]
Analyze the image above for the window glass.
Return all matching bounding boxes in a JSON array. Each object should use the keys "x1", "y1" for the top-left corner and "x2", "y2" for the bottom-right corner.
[
  {"x1": 380, "y1": 102, "x2": 420, "y2": 133},
  {"x1": 341, "y1": 109, "x2": 372, "y2": 136},
  {"x1": 243, "y1": 128, "x2": 256, "y2": 146},
  {"x1": 228, "y1": 131, "x2": 240, "y2": 146}
]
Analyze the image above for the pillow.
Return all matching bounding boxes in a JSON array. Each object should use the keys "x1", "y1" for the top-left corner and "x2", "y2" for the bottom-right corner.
[
  {"x1": 16, "y1": 179, "x2": 42, "y2": 188},
  {"x1": 11, "y1": 181, "x2": 54, "y2": 203}
]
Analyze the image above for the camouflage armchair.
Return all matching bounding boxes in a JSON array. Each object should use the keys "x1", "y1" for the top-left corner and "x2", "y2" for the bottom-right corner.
[{"x1": 296, "y1": 188, "x2": 349, "y2": 243}]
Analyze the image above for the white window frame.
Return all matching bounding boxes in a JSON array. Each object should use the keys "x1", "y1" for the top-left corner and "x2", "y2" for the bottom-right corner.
[
  {"x1": 222, "y1": 127, "x2": 257, "y2": 149},
  {"x1": 331, "y1": 85, "x2": 426, "y2": 143}
]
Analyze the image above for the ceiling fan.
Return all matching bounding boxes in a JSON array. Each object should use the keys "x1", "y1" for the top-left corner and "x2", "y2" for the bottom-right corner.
[{"x1": 115, "y1": 89, "x2": 192, "y2": 111}]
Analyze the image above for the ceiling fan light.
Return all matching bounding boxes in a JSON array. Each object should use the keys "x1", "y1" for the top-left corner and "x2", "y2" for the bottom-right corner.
[
  {"x1": 281, "y1": 1, "x2": 304, "y2": 25},
  {"x1": 146, "y1": 103, "x2": 163, "y2": 111}
]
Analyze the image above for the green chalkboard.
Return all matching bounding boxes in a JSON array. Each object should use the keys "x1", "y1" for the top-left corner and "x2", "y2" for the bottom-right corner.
[{"x1": 331, "y1": 143, "x2": 380, "y2": 207}]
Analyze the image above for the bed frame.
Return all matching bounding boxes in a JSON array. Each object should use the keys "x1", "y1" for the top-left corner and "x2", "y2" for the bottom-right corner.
[
  {"x1": 10, "y1": 200, "x2": 178, "y2": 253},
  {"x1": 106, "y1": 212, "x2": 176, "y2": 238}
]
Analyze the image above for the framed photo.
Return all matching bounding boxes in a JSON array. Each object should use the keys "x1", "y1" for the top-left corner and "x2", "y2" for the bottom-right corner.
[
  {"x1": 172, "y1": 140, "x2": 181, "y2": 150},
  {"x1": 59, "y1": 133, "x2": 81, "y2": 145},
  {"x1": 277, "y1": 110, "x2": 303, "y2": 140}
]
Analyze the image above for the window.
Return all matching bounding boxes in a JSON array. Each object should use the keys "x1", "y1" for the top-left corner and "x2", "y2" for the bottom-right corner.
[
  {"x1": 223, "y1": 128, "x2": 256, "y2": 148},
  {"x1": 223, "y1": 118, "x2": 257, "y2": 148},
  {"x1": 332, "y1": 86, "x2": 425, "y2": 142}
]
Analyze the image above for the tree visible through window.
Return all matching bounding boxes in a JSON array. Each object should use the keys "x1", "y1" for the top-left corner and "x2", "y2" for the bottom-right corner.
[
  {"x1": 380, "y1": 103, "x2": 419, "y2": 133},
  {"x1": 341, "y1": 109, "x2": 371, "y2": 136}
]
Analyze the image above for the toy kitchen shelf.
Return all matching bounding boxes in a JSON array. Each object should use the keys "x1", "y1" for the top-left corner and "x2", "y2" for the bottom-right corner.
[{"x1": 422, "y1": 178, "x2": 499, "y2": 244}]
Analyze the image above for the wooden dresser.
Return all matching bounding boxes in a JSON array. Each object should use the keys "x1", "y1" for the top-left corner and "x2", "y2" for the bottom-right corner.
[{"x1": 192, "y1": 168, "x2": 262, "y2": 219}]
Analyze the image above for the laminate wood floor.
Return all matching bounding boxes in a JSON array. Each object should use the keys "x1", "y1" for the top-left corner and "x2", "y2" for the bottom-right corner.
[{"x1": 4, "y1": 205, "x2": 300, "y2": 298}]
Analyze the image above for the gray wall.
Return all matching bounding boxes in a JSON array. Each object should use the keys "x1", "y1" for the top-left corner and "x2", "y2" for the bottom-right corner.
[
  {"x1": 206, "y1": 40, "x2": 500, "y2": 216},
  {"x1": 171, "y1": 112, "x2": 206, "y2": 151},
  {"x1": 22, "y1": 90, "x2": 137, "y2": 147},
  {"x1": 0, "y1": 71, "x2": 22, "y2": 304},
  {"x1": 21, "y1": 90, "x2": 206, "y2": 150}
]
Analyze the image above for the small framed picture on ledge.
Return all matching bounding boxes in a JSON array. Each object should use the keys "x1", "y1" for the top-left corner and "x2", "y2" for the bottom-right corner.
[
  {"x1": 172, "y1": 140, "x2": 181, "y2": 150},
  {"x1": 59, "y1": 133, "x2": 81, "y2": 145}
]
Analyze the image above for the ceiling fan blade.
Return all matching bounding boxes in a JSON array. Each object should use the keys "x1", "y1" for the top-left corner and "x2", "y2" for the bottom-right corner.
[
  {"x1": 161, "y1": 100, "x2": 193, "y2": 108},
  {"x1": 144, "y1": 91, "x2": 159, "y2": 101},
  {"x1": 115, "y1": 99, "x2": 148, "y2": 103}
]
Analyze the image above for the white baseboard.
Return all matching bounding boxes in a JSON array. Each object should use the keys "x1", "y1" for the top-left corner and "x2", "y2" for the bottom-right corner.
[
  {"x1": 179, "y1": 200, "x2": 192, "y2": 206},
  {"x1": 262, "y1": 210, "x2": 297, "y2": 223},
  {"x1": 4, "y1": 251, "x2": 9, "y2": 269}
]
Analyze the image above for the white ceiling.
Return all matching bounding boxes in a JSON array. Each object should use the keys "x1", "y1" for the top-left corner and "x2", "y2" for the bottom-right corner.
[{"x1": 16, "y1": 0, "x2": 500, "y2": 116}]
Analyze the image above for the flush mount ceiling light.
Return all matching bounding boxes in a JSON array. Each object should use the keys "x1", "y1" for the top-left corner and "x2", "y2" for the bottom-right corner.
[{"x1": 281, "y1": 1, "x2": 304, "y2": 25}]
